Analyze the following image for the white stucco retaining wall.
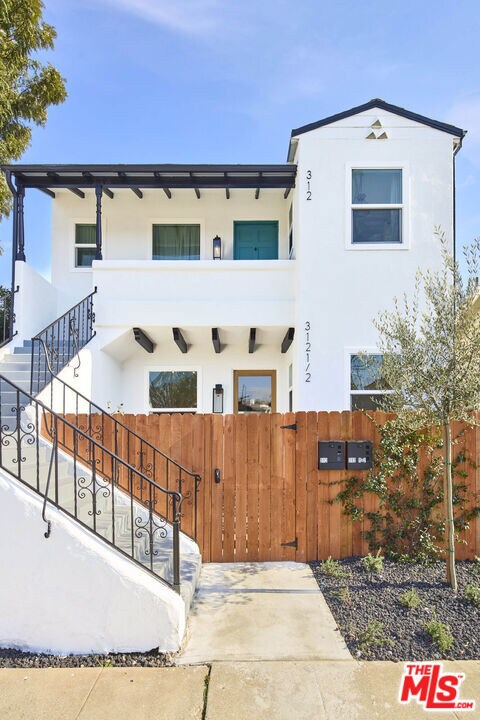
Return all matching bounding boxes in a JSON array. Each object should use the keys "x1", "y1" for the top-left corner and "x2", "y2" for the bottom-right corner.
[{"x1": 0, "y1": 470, "x2": 186, "y2": 655}]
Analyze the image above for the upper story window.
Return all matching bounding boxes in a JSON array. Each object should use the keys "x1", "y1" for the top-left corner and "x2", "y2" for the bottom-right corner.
[
  {"x1": 75, "y1": 224, "x2": 96, "y2": 267},
  {"x1": 152, "y1": 224, "x2": 200, "y2": 260},
  {"x1": 350, "y1": 353, "x2": 392, "y2": 410},
  {"x1": 351, "y1": 169, "x2": 402, "y2": 244}
]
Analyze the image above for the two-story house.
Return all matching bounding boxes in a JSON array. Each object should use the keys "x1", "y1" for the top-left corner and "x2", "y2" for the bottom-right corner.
[{"x1": 1, "y1": 99, "x2": 465, "y2": 417}]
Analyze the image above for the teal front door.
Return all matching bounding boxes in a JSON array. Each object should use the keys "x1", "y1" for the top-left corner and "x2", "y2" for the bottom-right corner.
[{"x1": 233, "y1": 221, "x2": 279, "y2": 260}]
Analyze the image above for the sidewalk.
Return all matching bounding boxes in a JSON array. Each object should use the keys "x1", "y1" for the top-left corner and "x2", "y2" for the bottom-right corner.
[{"x1": 1, "y1": 661, "x2": 479, "y2": 719}]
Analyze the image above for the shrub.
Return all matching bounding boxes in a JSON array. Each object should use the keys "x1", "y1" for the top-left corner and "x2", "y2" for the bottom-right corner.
[
  {"x1": 358, "y1": 621, "x2": 393, "y2": 653},
  {"x1": 362, "y1": 549, "x2": 383, "y2": 574},
  {"x1": 330, "y1": 586, "x2": 352, "y2": 604},
  {"x1": 399, "y1": 588, "x2": 421, "y2": 610},
  {"x1": 424, "y1": 614, "x2": 453, "y2": 654},
  {"x1": 320, "y1": 556, "x2": 349, "y2": 579},
  {"x1": 464, "y1": 583, "x2": 480, "y2": 608}
]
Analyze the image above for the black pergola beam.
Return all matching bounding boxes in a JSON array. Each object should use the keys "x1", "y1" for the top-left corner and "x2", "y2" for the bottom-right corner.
[
  {"x1": 225, "y1": 173, "x2": 230, "y2": 199},
  {"x1": 284, "y1": 187, "x2": 291, "y2": 199},
  {"x1": 103, "y1": 187, "x2": 114, "y2": 199},
  {"x1": 131, "y1": 187, "x2": 143, "y2": 199},
  {"x1": 190, "y1": 174, "x2": 201, "y2": 199},
  {"x1": 255, "y1": 171, "x2": 262, "y2": 199},
  {"x1": 249, "y1": 328, "x2": 256, "y2": 354},
  {"x1": 281, "y1": 327, "x2": 295, "y2": 353},
  {"x1": 212, "y1": 328, "x2": 221, "y2": 354},
  {"x1": 173, "y1": 327, "x2": 188, "y2": 354},
  {"x1": 133, "y1": 327, "x2": 155, "y2": 353},
  {"x1": 119, "y1": 171, "x2": 142, "y2": 198},
  {"x1": 38, "y1": 187, "x2": 55, "y2": 199},
  {"x1": 163, "y1": 187, "x2": 172, "y2": 199},
  {"x1": 19, "y1": 175, "x2": 295, "y2": 190},
  {"x1": 70, "y1": 188, "x2": 85, "y2": 199},
  {"x1": 47, "y1": 172, "x2": 84, "y2": 198}
]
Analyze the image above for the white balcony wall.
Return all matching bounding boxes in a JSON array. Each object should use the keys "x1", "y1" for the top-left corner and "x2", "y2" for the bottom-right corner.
[
  {"x1": 92, "y1": 260, "x2": 295, "y2": 329},
  {"x1": 51, "y1": 188, "x2": 290, "y2": 298}
]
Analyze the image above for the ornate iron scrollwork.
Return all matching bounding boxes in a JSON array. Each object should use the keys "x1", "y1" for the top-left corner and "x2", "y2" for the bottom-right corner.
[{"x1": 78, "y1": 474, "x2": 111, "y2": 516}]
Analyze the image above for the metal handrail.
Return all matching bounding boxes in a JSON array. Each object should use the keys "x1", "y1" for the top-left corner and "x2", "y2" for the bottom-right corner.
[
  {"x1": 34, "y1": 336, "x2": 201, "y2": 541},
  {"x1": 0, "y1": 373, "x2": 182, "y2": 591},
  {"x1": 31, "y1": 289, "x2": 97, "y2": 395}
]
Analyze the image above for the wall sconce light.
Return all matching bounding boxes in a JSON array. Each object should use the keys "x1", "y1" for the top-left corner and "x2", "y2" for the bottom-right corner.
[
  {"x1": 212, "y1": 235, "x2": 222, "y2": 260},
  {"x1": 213, "y1": 383, "x2": 224, "y2": 413}
]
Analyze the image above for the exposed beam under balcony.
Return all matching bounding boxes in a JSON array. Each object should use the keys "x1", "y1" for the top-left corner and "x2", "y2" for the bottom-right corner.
[{"x1": 173, "y1": 327, "x2": 188, "y2": 353}]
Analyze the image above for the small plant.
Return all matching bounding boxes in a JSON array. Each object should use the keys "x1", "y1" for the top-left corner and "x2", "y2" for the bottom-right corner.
[
  {"x1": 424, "y1": 613, "x2": 454, "y2": 654},
  {"x1": 472, "y1": 557, "x2": 480, "y2": 576},
  {"x1": 96, "y1": 657, "x2": 113, "y2": 668},
  {"x1": 464, "y1": 583, "x2": 480, "y2": 608},
  {"x1": 358, "y1": 620, "x2": 393, "y2": 653},
  {"x1": 362, "y1": 549, "x2": 383, "y2": 575},
  {"x1": 320, "y1": 556, "x2": 349, "y2": 579},
  {"x1": 399, "y1": 588, "x2": 421, "y2": 610},
  {"x1": 330, "y1": 586, "x2": 352, "y2": 604}
]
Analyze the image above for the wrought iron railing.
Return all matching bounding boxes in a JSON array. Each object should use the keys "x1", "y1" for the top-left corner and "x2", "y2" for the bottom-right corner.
[
  {"x1": 0, "y1": 374, "x2": 183, "y2": 591},
  {"x1": 31, "y1": 289, "x2": 97, "y2": 395},
  {"x1": 37, "y1": 371, "x2": 201, "y2": 542}
]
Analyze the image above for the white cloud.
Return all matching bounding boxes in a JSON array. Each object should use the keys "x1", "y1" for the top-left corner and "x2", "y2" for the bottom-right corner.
[{"x1": 97, "y1": 0, "x2": 225, "y2": 35}]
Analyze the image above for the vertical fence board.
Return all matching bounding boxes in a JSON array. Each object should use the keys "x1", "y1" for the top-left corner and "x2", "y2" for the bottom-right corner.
[
  {"x1": 258, "y1": 413, "x2": 272, "y2": 561},
  {"x1": 210, "y1": 415, "x2": 224, "y2": 562},
  {"x1": 317, "y1": 412, "x2": 330, "y2": 560},
  {"x1": 246, "y1": 414, "x2": 260, "y2": 560},
  {"x1": 327, "y1": 412, "x2": 342, "y2": 559},
  {"x1": 306, "y1": 411, "x2": 319, "y2": 561},
  {"x1": 270, "y1": 414, "x2": 284, "y2": 560},
  {"x1": 234, "y1": 414, "x2": 248, "y2": 562},
  {"x1": 282, "y1": 411, "x2": 296, "y2": 561},
  {"x1": 295, "y1": 412, "x2": 307, "y2": 563},
  {"x1": 223, "y1": 414, "x2": 236, "y2": 560}
]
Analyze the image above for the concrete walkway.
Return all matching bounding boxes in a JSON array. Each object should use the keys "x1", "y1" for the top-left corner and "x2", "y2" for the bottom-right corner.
[
  {"x1": 1, "y1": 661, "x2": 479, "y2": 719},
  {"x1": 177, "y1": 562, "x2": 351, "y2": 664}
]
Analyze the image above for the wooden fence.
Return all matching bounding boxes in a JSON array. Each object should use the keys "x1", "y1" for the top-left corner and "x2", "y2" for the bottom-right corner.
[{"x1": 55, "y1": 411, "x2": 480, "y2": 563}]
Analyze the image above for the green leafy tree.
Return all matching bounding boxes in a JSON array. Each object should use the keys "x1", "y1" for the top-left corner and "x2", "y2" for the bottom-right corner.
[
  {"x1": 0, "y1": 0, "x2": 66, "y2": 218},
  {"x1": 373, "y1": 229, "x2": 480, "y2": 591}
]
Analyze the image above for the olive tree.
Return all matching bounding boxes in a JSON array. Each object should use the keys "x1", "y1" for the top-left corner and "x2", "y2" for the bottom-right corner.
[{"x1": 373, "y1": 229, "x2": 480, "y2": 590}]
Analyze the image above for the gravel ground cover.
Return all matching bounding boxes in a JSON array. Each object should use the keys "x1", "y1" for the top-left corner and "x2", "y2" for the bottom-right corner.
[
  {"x1": 0, "y1": 648, "x2": 173, "y2": 668},
  {"x1": 310, "y1": 557, "x2": 480, "y2": 661}
]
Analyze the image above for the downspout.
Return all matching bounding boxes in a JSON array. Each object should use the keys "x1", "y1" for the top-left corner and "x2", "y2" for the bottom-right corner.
[
  {"x1": 5, "y1": 170, "x2": 17, "y2": 343},
  {"x1": 452, "y1": 136, "x2": 463, "y2": 264}
]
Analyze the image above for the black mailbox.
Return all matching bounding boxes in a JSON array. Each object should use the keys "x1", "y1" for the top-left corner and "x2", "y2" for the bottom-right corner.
[
  {"x1": 318, "y1": 441, "x2": 345, "y2": 470},
  {"x1": 347, "y1": 441, "x2": 373, "y2": 470}
]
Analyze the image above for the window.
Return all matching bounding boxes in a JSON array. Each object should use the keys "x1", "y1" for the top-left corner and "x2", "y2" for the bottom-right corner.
[
  {"x1": 149, "y1": 370, "x2": 198, "y2": 412},
  {"x1": 234, "y1": 370, "x2": 276, "y2": 413},
  {"x1": 351, "y1": 169, "x2": 402, "y2": 244},
  {"x1": 152, "y1": 224, "x2": 200, "y2": 260},
  {"x1": 75, "y1": 224, "x2": 96, "y2": 267},
  {"x1": 350, "y1": 354, "x2": 391, "y2": 410}
]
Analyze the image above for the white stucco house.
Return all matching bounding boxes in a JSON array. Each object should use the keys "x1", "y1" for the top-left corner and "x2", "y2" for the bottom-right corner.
[{"x1": 0, "y1": 99, "x2": 466, "y2": 654}]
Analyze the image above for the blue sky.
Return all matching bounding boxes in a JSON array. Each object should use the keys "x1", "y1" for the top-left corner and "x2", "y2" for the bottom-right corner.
[{"x1": 1, "y1": 0, "x2": 479, "y2": 285}]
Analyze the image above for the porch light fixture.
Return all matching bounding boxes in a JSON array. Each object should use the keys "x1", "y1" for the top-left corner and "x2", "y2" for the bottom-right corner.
[
  {"x1": 212, "y1": 235, "x2": 222, "y2": 259},
  {"x1": 213, "y1": 384, "x2": 224, "y2": 413}
]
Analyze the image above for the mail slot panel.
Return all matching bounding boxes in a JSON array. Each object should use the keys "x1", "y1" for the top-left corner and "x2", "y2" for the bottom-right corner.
[
  {"x1": 347, "y1": 441, "x2": 373, "y2": 470},
  {"x1": 318, "y1": 441, "x2": 345, "y2": 470}
]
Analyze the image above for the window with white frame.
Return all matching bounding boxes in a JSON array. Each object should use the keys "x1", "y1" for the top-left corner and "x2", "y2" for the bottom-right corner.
[
  {"x1": 75, "y1": 224, "x2": 96, "y2": 267},
  {"x1": 148, "y1": 370, "x2": 198, "y2": 412},
  {"x1": 351, "y1": 169, "x2": 402, "y2": 244},
  {"x1": 350, "y1": 354, "x2": 392, "y2": 410}
]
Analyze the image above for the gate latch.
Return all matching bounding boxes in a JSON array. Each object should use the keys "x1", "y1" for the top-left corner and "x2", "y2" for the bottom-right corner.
[
  {"x1": 280, "y1": 423, "x2": 297, "y2": 431},
  {"x1": 281, "y1": 537, "x2": 298, "y2": 549}
]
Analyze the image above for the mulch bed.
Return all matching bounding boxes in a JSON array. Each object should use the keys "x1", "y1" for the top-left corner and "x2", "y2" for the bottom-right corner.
[
  {"x1": 0, "y1": 648, "x2": 173, "y2": 668},
  {"x1": 310, "y1": 557, "x2": 480, "y2": 661}
]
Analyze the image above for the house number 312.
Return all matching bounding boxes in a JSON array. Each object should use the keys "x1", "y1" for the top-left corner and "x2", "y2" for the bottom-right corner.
[{"x1": 306, "y1": 170, "x2": 312, "y2": 200}]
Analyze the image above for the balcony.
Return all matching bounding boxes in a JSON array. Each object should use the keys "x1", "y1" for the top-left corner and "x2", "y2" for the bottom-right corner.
[{"x1": 92, "y1": 259, "x2": 295, "y2": 328}]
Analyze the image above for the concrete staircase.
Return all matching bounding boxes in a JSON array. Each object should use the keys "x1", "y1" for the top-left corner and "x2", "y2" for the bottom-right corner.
[{"x1": 0, "y1": 340, "x2": 201, "y2": 612}]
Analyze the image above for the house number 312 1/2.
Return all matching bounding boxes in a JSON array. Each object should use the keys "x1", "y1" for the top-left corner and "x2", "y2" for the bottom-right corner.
[
  {"x1": 305, "y1": 321, "x2": 311, "y2": 382},
  {"x1": 306, "y1": 170, "x2": 312, "y2": 200}
]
